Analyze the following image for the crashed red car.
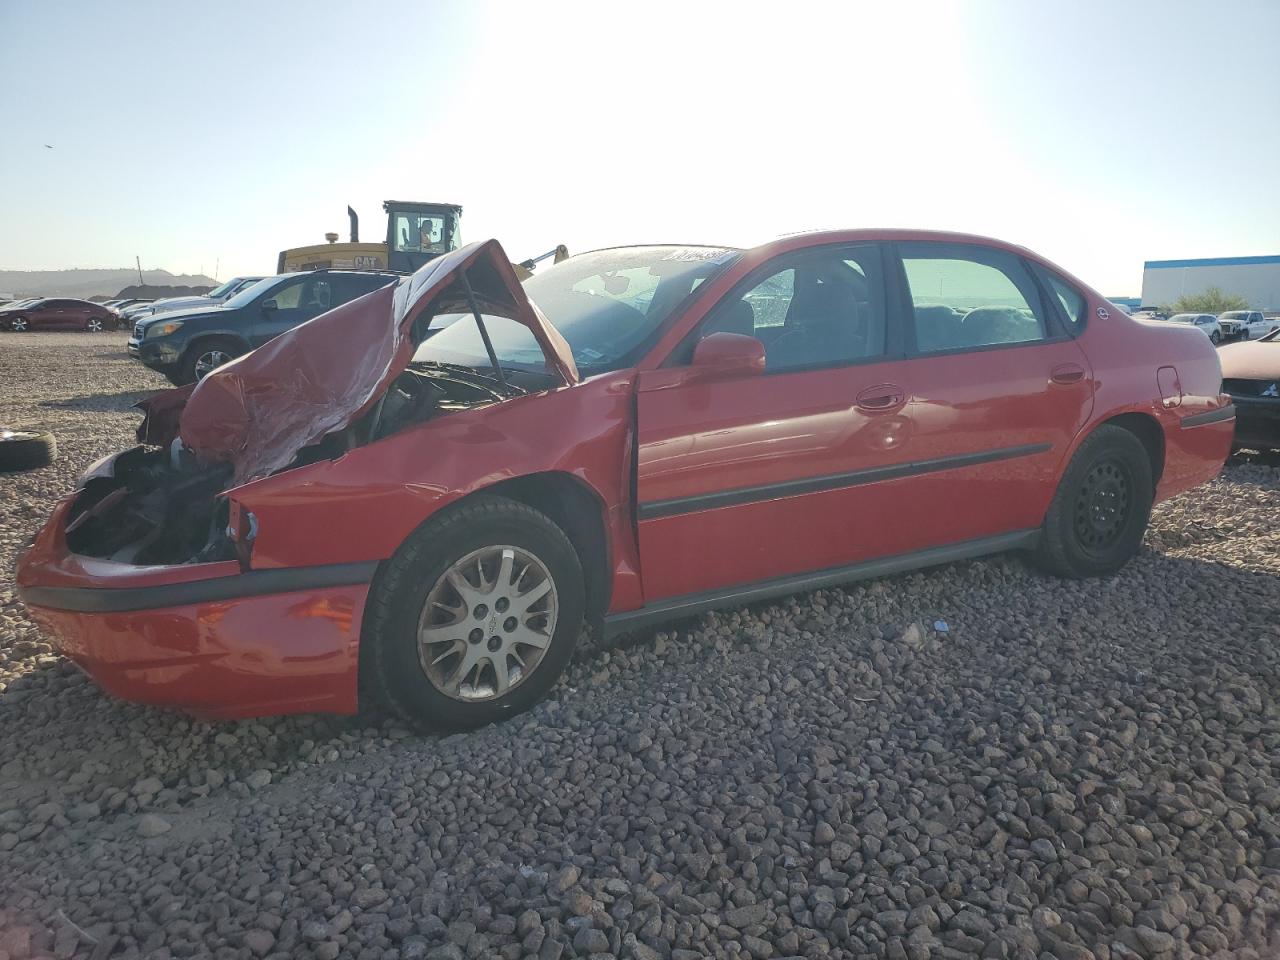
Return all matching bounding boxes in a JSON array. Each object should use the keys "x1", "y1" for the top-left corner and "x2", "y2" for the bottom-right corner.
[{"x1": 16, "y1": 233, "x2": 1234, "y2": 728}]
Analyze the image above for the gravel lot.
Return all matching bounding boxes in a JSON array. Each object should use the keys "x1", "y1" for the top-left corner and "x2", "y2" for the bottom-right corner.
[{"x1": 1, "y1": 332, "x2": 1278, "y2": 960}]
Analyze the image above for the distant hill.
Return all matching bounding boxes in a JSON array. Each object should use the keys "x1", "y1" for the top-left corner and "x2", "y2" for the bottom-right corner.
[{"x1": 0, "y1": 268, "x2": 218, "y2": 300}]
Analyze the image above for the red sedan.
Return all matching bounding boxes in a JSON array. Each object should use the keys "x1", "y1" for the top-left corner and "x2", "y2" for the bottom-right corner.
[
  {"x1": 1, "y1": 297, "x2": 119, "y2": 332},
  {"x1": 16, "y1": 232, "x2": 1234, "y2": 728}
]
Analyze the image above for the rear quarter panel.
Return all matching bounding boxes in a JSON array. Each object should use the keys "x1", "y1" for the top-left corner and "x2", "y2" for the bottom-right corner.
[{"x1": 1057, "y1": 295, "x2": 1230, "y2": 501}]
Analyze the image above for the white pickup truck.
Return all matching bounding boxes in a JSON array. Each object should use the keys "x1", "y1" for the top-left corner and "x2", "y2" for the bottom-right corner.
[{"x1": 1218, "y1": 310, "x2": 1277, "y2": 340}]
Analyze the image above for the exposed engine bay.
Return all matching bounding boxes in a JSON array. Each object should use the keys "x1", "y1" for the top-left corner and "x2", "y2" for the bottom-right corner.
[{"x1": 65, "y1": 367, "x2": 504, "y2": 565}]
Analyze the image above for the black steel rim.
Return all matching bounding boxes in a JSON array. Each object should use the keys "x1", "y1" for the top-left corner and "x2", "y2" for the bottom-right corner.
[{"x1": 1073, "y1": 457, "x2": 1131, "y2": 551}]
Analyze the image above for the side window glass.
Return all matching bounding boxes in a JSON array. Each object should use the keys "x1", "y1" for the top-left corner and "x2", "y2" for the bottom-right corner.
[
  {"x1": 699, "y1": 247, "x2": 887, "y2": 373},
  {"x1": 272, "y1": 281, "x2": 304, "y2": 310},
  {"x1": 1043, "y1": 272, "x2": 1085, "y2": 330},
  {"x1": 900, "y1": 243, "x2": 1047, "y2": 352},
  {"x1": 303, "y1": 278, "x2": 332, "y2": 311},
  {"x1": 743, "y1": 269, "x2": 794, "y2": 329}
]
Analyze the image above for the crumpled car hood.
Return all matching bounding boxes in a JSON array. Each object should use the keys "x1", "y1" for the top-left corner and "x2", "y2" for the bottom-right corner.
[{"x1": 176, "y1": 239, "x2": 578, "y2": 484}]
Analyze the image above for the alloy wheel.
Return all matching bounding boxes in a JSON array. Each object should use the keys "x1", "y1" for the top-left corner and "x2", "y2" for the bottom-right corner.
[
  {"x1": 193, "y1": 349, "x2": 231, "y2": 379},
  {"x1": 87, "y1": 317, "x2": 104, "y2": 332},
  {"x1": 11, "y1": 318, "x2": 28, "y2": 332},
  {"x1": 1073, "y1": 458, "x2": 1131, "y2": 552},
  {"x1": 417, "y1": 545, "x2": 558, "y2": 702}
]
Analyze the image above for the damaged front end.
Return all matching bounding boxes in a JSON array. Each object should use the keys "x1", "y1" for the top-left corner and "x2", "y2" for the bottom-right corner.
[
  {"x1": 64, "y1": 443, "x2": 235, "y2": 565},
  {"x1": 56, "y1": 239, "x2": 577, "y2": 570}
]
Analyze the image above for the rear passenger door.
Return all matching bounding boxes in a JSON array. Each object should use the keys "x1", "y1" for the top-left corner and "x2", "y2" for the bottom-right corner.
[{"x1": 891, "y1": 241, "x2": 1095, "y2": 548}]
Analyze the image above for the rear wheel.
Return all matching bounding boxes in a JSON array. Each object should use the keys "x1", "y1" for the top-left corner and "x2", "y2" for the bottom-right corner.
[
  {"x1": 363, "y1": 497, "x2": 584, "y2": 730},
  {"x1": 1036, "y1": 425, "x2": 1153, "y2": 578},
  {"x1": 179, "y1": 337, "x2": 242, "y2": 384},
  {"x1": 10, "y1": 316, "x2": 28, "y2": 332}
]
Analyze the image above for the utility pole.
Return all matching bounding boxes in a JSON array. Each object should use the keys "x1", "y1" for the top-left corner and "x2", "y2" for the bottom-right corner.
[{"x1": 136, "y1": 256, "x2": 144, "y2": 288}]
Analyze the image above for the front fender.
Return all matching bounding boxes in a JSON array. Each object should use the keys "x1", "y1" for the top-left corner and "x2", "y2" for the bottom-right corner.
[{"x1": 225, "y1": 371, "x2": 643, "y2": 611}]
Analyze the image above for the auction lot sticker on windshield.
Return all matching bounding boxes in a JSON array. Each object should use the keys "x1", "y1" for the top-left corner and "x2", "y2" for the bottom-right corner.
[{"x1": 660, "y1": 247, "x2": 737, "y2": 262}]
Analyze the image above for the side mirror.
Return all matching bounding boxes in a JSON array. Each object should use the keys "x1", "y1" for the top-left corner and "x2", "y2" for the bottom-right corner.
[
  {"x1": 690, "y1": 332, "x2": 766, "y2": 381},
  {"x1": 261, "y1": 299, "x2": 278, "y2": 312}
]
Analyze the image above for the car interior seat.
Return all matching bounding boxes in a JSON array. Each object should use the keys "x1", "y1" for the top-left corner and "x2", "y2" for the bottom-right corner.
[
  {"x1": 961, "y1": 306, "x2": 1037, "y2": 346},
  {"x1": 768, "y1": 278, "x2": 860, "y2": 369},
  {"x1": 913, "y1": 305, "x2": 960, "y2": 352},
  {"x1": 705, "y1": 298, "x2": 757, "y2": 338}
]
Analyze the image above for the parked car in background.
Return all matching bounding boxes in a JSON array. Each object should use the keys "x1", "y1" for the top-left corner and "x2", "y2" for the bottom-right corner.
[
  {"x1": 128, "y1": 269, "x2": 398, "y2": 384},
  {"x1": 132, "y1": 277, "x2": 266, "y2": 319},
  {"x1": 1167, "y1": 312, "x2": 1222, "y2": 344},
  {"x1": 1218, "y1": 310, "x2": 1275, "y2": 340},
  {"x1": 1220, "y1": 328, "x2": 1280, "y2": 451},
  {"x1": 119, "y1": 300, "x2": 160, "y2": 323},
  {"x1": 18, "y1": 232, "x2": 1234, "y2": 728},
  {"x1": 1132, "y1": 308, "x2": 1168, "y2": 321},
  {"x1": 0, "y1": 298, "x2": 120, "y2": 332}
]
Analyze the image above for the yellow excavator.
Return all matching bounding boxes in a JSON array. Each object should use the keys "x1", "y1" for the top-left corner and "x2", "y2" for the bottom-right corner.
[{"x1": 277, "y1": 201, "x2": 567, "y2": 280}]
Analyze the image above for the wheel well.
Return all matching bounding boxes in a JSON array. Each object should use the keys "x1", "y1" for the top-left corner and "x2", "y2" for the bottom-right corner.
[
  {"x1": 1098, "y1": 412, "x2": 1164, "y2": 489},
  {"x1": 471, "y1": 473, "x2": 611, "y2": 630},
  {"x1": 181, "y1": 333, "x2": 249, "y2": 363}
]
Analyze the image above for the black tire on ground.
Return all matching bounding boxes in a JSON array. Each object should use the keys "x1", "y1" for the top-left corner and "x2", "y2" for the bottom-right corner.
[
  {"x1": 177, "y1": 336, "x2": 243, "y2": 385},
  {"x1": 9, "y1": 316, "x2": 29, "y2": 332},
  {"x1": 1035, "y1": 424, "x2": 1154, "y2": 579},
  {"x1": 362, "y1": 496, "x2": 584, "y2": 730},
  {"x1": 85, "y1": 316, "x2": 106, "y2": 333},
  {"x1": 0, "y1": 429, "x2": 57, "y2": 472},
  {"x1": 1210, "y1": 331, "x2": 1221, "y2": 345},
  {"x1": 1241, "y1": 330, "x2": 1250, "y2": 341}
]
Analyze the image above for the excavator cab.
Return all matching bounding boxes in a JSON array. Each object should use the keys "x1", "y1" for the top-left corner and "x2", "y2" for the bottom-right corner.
[{"x1": 384, "y1": 201, "x2": 463, "y2": 273}]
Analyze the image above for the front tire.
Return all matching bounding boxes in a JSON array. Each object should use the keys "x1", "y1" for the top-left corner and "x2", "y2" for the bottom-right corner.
[
  {"x1": 85, "y1": 316, "x2": 105, "y2": 332},
  {"x1": 178, "y1": 337, "x2": 242, "y2": 384},
  {"x1": 1036, "y1": 425, "x2": 1154, "y2": 578},
  {"x1": 1210, "y1": 330, "x2": 1221, "y2": 345},
  {"x1": 363, "y1": 497, "x2": 584, "y2": 730}
]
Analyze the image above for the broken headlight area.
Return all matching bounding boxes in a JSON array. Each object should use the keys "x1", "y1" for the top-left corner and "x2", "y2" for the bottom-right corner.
[
  {"x1": 65, "y1": 444, "x2": 236, "y2": 565},
  {"x1": 64, "y1": 368, "x2": 504, "y2": 567}
]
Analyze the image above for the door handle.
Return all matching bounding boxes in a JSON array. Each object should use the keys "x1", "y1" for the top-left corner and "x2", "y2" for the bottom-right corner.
[
  {"x1": 1050, "y1": 363, "x2": 1086, "y2": 385},
  {"x1": 856, "y1": 383, "x2": 906, "y2": 412}
]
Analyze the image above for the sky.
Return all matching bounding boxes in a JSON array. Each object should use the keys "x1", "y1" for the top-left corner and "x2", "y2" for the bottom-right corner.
[{"x1": 1, "y1": 0, "x2": 1277, "y2": 295}]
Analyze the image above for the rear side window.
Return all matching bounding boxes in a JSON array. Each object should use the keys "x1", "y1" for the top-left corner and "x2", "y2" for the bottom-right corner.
[
  {"x1": 1040, "y1": 269, "x2": 1087, "y2": 331},
  {"x1": 898, "y1": 243, "x2": 1047, "y2": 353}
]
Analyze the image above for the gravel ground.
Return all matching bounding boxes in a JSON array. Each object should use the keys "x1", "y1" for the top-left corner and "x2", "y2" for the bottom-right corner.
[{"x1": 1, "y1": 332, "x2": 1278, "y2": 960}]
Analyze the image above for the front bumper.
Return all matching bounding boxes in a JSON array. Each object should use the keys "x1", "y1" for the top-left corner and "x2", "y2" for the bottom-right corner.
[
  {"x1": 1229, "y1": 395, "x2": 1280, "y2": 450},
  {"x1": 16, "y1": 499, "x2": 372, "y2": 719},
  {"x1": 126, "y1": 335, "x2": 180, "y2": 370}
]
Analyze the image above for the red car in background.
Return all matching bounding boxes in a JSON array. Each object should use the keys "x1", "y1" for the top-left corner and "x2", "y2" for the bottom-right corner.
[
  {"x1": 16, "y1": 232, "x2": 1233, "y2": 729},
  {"x1": 1, "y1": 297, "x2": 120, "y2": 332}
]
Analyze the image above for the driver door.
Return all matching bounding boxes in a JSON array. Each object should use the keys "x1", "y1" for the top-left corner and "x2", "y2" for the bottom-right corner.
[
  {"x1": 633, "y1": 244, "x2": 917, "y2": 602},
  {"x1": 250, "y1": 275, "x2": 331, "y2": 347}
]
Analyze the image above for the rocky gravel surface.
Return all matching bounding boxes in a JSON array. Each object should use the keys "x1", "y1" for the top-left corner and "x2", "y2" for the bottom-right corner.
[{"x1": 1, "y1": 332, "x2": 1278, "y2": 960}]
